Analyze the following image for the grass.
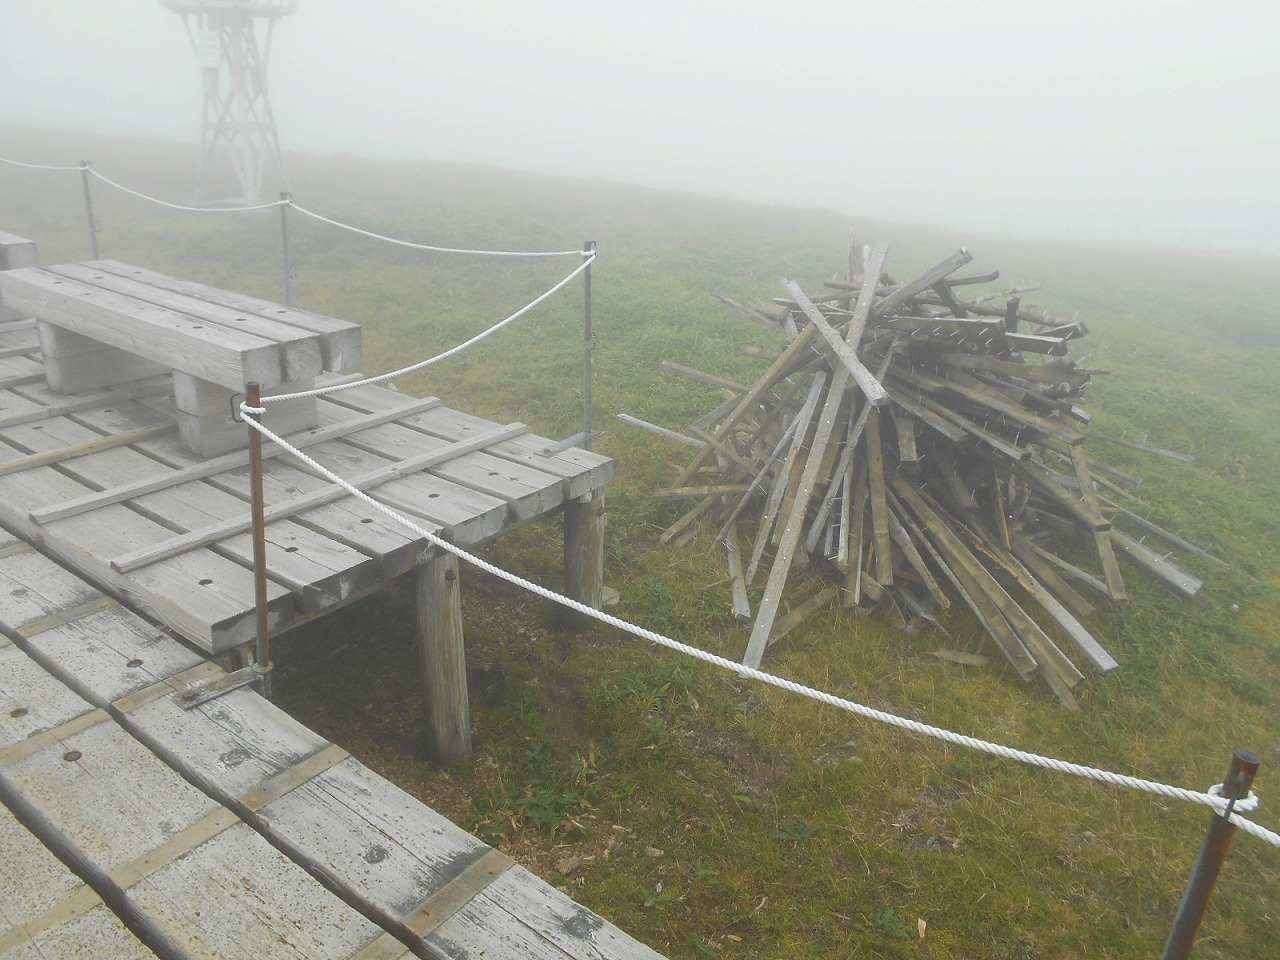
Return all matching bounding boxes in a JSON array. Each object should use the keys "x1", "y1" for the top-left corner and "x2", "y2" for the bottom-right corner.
[{"x1": 3, "y1": 124, "x2": 1278, "y2": 959}]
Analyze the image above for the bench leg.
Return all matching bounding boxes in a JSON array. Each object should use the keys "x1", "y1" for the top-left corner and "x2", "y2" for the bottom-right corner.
[{"x1": 416, "y1": 551, "x2": 471, "y2": 764}]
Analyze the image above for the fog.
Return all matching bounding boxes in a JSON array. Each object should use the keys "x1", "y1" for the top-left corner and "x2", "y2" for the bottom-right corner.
[{"x1": 3, "y1": 1, "x2": 1277, "y2": 253}]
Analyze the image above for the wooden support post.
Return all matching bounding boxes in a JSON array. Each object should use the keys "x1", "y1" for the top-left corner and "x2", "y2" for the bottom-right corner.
[
  {"x1": 416, "y1": 552, "x2": 472, "y2": 764},
  {"x1": 564, "y1": 490, "x2": 605, "y2": 613}
]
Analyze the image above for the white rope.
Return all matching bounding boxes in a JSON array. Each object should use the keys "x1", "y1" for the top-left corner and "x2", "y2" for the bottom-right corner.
[
  {"x1": 0, "y1": 155, "x2": 84, "y2": 172},
  {"x1": 259, "y1": 252, "x2": 595, "y2": 404},
  {"x1": 88, "y1": 169, "x2": 287, "y2": 213},
  {"x1": 238, "y1": 408, "x2": 1278, "y2": 850},
  {"x1": 287, "y1": 201, "x2": 587, "y2": 258}
]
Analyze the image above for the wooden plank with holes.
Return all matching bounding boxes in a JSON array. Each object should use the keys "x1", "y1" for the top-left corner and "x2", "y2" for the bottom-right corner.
[
  {"x1": 0, "y1": 456, "x2": 295, "y2": 652},
  {"x1": 6, "y1": 413, "x2": 372, "y2": 615},
  {"x1": 49, "y1": 263, "x2": 325, "y2": 384},
  {"x1": 30, "y1": 395, "x2": 446, "y2": 525},
  {"x1": 0, "y1": 268, "x2": 287, "y2": 390},
  {"x1": 88, "y1": 259, "x2": 364, "y2": 372},
  {"x1": 0, "y1": 802, "x2": 160, "y2": 959}
]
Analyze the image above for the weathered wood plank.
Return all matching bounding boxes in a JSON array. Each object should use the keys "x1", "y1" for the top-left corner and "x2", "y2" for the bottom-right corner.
[
  {"x1": 30, "y1": 395, "x2": 445, "y2": 524},
  {"x1": 89, "y1": 259, "x2": 364, "y2": 372},
  {"x1": 0, "y1": 268, "x2": 286, "y2": 390},
  {"x1": 50, "y1": 263, "x2": 324, "y2": 383},
  {"x1": 417, "y1": 553, "x2": 472, "y2": 764},
  {"x1": 0, "y1": 803, "x2": 158, "y2": 959}
]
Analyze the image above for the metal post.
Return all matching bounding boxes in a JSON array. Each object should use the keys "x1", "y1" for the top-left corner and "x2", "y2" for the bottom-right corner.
[
  {"x1": 279, "y1": 192, "x2": 294, "y2": 307},
  {"x1": 79, "y1": 161, "x2": 99, "y2": 259},
  {"x1": 245, "y1": 383, "x2": 273, "y2": 699},
  {"x1": 1162, "y1": 750, "x2": 1260, "y2": 960},
  {"x1": 582, "y1": 240, "x2": 595, "y2": 451}
]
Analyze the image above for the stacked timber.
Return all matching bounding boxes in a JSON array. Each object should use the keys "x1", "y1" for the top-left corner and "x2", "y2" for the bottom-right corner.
[{"x1": 630, "y1": 244, "x2": 1219, "y2": 707}]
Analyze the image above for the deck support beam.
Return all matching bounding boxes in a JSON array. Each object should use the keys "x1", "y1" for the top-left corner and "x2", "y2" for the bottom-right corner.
[
  {"x1": 564, "y1": 490, "x2": 605, "y2": 615},
  {"x1": 416, "y1": 551, "x2": 472, "y2": 764}
]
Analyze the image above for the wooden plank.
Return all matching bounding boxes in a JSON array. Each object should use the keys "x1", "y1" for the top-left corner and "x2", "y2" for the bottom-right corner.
[
  {"x1": 110, "y1": 423, "x2": 525, "y2": 572},
  {"x1": 0, "y1": 268, "x2": 287, "y2": 390},
  {"x1": 1112, "y1": 528, "x2": 1206, "y2": 605},
  {"x1": 782, "y1": 279, "x2": 888, "y2": 405},
  {"x1": 746, "y1": 371, "x2": 825, "y2": 582},
  {"x1": 864, "y1": 407, "x2": 894, "y2": 588},
  {"x1": 616, "y1": 413, "x2": 702, "y2": 447},
  {"x1": 89, "y1": 259, "x2": 364, "y2": 372},
  {"x1": 322, "y1": 391, "x2": 613, "y2": 500},
  {"x1": 30, "y1": 395, "x2": 444, "y2": 524},
  {"x1": 0, "y1": 460, "x2": 296, "y2": 652},
  {"x1": 50, "y1": 263, "x2": 324, "y2": 383},
  {"x1": 0, "y1": 421, "x2": 173, "y2": 477},
  {"x1": 0, "y1": 376, "x2": 170, "y2": 429},
  {"x1": 742, "y1": 257, "x2": 894, "y2": 667},
  {"x1": 768, "y1": 585, "x2": 838, "y2": 646},
  {"x1": 724, "y1": 520, "x2": 751, "y2": 623},
  {"x1": 0, "y1": 804, "x2": 158, "y2": 959},
  {"x1": 6, "y1": 412, "x2": 372, "y2": 616}
]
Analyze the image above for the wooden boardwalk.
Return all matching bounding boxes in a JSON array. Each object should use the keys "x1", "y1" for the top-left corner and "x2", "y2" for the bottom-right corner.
[{"x1": 0, "y1": 531, "x2": 662, "y2": 959}]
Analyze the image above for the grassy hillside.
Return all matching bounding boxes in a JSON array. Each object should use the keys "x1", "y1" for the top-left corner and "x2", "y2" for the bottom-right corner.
[{"x1": 3, "y1": 125, "x2": 1278, "y2": 959}]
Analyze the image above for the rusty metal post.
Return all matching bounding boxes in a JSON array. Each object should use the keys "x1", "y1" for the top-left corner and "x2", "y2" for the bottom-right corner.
[
  {"x1": 582, "y1": 240, "x2": 595, "y2": 451},
  {"x1": 1162, "y1": 750, "x2": 1260, "y2": 960},
  {"x1": 279, "y1": 192, "x2": 294, "y2": 307},
  {"x1": 245, "y1": 382, "x2": 273, "y2": 698},
  {"x1": 79, "y1": 161, "x2": 99, "y2": 259}
]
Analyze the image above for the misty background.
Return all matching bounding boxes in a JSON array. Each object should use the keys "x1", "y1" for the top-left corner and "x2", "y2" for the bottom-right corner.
[{"x1": 2, "y1": 0, "x2": 1276, "y2": 254}]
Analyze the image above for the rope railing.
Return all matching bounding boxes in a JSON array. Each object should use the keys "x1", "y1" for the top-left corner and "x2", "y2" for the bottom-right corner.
[
  {"x1": 239, "y1": 403, "x2": 1278, "y2": 852},
  {"x1": 0, "y1": 153, "x2": 586, "y2": 257},
  {"x1": 0, "y1": 156, "x2": 84, "y2": 172},
  {"x1": 286, "y1": 201, "x2": 588, "y2": 258},
  {"x1": 88, "y1": 168, "x2": 288, "y2": 214},
  {"x1": 258, "y1": 250, "x2": 596, "y2": 404}
]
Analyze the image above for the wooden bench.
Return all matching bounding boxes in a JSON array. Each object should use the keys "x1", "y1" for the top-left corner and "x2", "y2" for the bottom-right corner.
[{"x1": 0, "y1": 259, "x2": 363, "y2": 456}]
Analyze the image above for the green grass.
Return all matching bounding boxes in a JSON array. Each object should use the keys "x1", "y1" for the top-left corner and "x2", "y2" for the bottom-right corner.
[{"x1": 3, "y1": 124, "x2": 1278, "y2": 959}]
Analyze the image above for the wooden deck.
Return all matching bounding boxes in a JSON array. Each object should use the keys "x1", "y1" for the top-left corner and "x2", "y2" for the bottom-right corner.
[
  {"x1": 0, "y1": 532, "x2": 661, "y2": 959},
  {"x1": 0, "y1": 318, "x2": 611, "y2": 656}
]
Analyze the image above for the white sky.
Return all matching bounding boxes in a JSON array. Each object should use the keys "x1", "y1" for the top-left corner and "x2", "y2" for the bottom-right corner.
[{"x1": 2, "y1": 1, "x2": 1277, "y2": 252}]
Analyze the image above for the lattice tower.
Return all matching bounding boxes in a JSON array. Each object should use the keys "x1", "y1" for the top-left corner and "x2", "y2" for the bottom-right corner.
[{"x1": 162, "y1": 0, "x2": 297, "y2": 204}]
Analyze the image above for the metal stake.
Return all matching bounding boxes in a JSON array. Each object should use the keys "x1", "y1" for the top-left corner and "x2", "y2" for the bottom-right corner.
[
  {"x1": 79, "y1": 161, "x2": 99, "y2": 259},
  {"x1": 1162, "y1": 750, "x2": 1260, "y2": 960},
  {"x1": 582, "y1": 240, "x2": 595, "y2": 451},
  {"x1": 245, "y1": 383, "x2": 273, "y2": 699},
  {"x1": 279, "y1": 192, "x2": 294, "y2": 307}
]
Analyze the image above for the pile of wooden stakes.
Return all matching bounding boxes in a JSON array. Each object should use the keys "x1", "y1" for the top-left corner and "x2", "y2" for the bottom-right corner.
[{"x1": 627, "y1": 243, "x2": 1222, "y2": 707}]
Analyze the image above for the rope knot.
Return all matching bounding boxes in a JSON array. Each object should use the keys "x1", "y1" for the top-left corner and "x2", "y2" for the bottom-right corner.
[{"x1": 1208, "y1": 783, "x2": 1261, "y2": 815}]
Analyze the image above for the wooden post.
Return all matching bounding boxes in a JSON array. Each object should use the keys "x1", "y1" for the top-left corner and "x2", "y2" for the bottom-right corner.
[
  {"x1": 564, "y1": 490, "x2": 605, "y2": 614},
  {"x1": 416, "y1": 551, "x2": 472, "y2": 764}
]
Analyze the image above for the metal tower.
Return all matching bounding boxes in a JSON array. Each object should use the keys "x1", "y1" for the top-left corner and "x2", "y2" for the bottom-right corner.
[{"x1": 163, "y1": 0, "x2": 296, "y2": 204}]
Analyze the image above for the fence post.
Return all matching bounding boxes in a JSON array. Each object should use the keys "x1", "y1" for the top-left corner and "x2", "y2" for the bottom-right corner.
[
  {"x1": 1162, "y1": 750, "x2": 1260, "y2": 960},
  {"x1": 244, "y1": 383, "x2": 274, "y2": 699},
  {"x1": 79, "y1": 161, "x2": 99, "y2": 259},
  {"x1": 279, "y1": 192, "x2": 294, "y2": 307},
  {"x1": 582, "y1": 240, "x2": 595, "y2": 451}
]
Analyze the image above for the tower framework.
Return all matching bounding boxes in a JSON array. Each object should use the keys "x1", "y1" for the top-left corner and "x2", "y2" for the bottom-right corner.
[{"x1": 163, "y1": 0, "x2": 297, "y2": 204}]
